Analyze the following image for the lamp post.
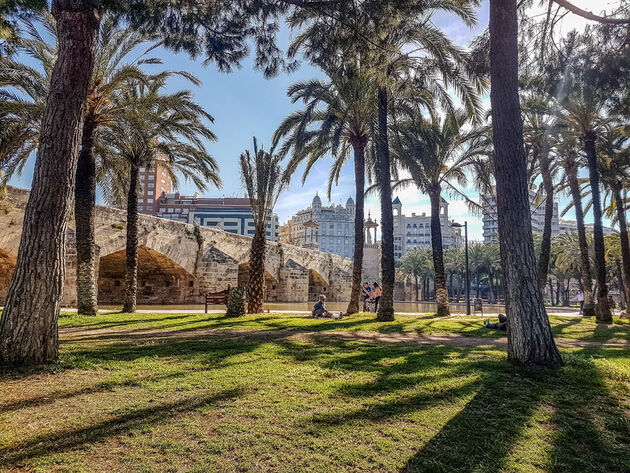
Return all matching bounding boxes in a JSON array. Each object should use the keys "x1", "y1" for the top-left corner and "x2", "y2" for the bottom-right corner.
[{"x1": 451, "y1": 221, "x2": 470, "y2": 315}]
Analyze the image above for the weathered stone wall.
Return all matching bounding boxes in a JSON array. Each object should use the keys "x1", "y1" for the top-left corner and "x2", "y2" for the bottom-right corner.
[{"x1": 0, "y1": 186, "x2": 354, "y2": 306}]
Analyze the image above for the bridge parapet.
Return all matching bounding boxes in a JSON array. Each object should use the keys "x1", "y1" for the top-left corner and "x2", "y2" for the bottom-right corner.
[{"x1": 0, "y1": 186, "x2": 354, "y2": 306}]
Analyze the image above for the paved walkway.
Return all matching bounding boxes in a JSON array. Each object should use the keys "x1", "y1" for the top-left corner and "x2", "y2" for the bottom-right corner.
[{"x1": 59, "y1": 325, "x2": 630, "y2": 349}]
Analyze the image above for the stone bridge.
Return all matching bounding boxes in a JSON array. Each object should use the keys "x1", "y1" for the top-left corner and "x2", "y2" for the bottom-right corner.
[{"x1": 0, "y1": 187, "x2": 353, "y2": 307}]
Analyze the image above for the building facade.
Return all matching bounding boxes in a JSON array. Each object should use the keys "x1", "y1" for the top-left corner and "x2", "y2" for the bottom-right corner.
[
  {"x1": 286, "y1": 194, "x2": 355, "y2": 258},
  {"x1": 481, "y1": 190, "x2": 559, "y2": 243},
  {"x1": 137, "y1": 164, "x2": 173, "y2": 215},
  {"x1": 142, "y1": 191, "x2": 279, "y2": 242},
  {"x1": 558, "y1": 219, "x2": 617, "y2": 236},
  {"x1": 392, "y1": 197, "x2": 463, "y2": 264}
]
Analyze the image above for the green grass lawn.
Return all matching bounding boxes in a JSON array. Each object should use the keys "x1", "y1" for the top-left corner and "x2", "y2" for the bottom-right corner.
[
  {"x1": 1, "y1": 312, "x2": 629, "y2": 472},
  {"x1": 58, "y1": 311, "x2": 630, "y2": 344}
]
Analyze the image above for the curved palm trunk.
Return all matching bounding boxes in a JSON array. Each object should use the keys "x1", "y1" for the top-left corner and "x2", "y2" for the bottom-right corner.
[
  {"x1": 75, "y1": 116, "x2": 98, "y2": 316},
  {"x1": 346, "y1": 139, "x2": 366, "y2": 315},
  {"x1": 584, "y1": 132, "x2": 612, "y2": 323},
  {"x1": 0, "y1": 3, "x2": 100, "y2": 366},
  {"x1": 537, "y1": 154, "x2": 554, "y2": 290},
  {"x1": 428, "y1": 185, "x2": 450, "y2": 316},
  {"x1": 566, "y1": 163, "x2": 594, "y2": 316},
  {"x1": 123, "y1": 164, "x2": 140, "y2": 313},
  {"x1": 376, "y1": 86, "x2": 395, "y2": 321},
  {"x1": 613, "y1": 187, "x2": 630, "y2": 307},
  {"x1": 489, "y1": 0, "x2": 562, "y2": 367},
  {"x1": 247, "y1": 228, "x2": 266, "y2": 314}
]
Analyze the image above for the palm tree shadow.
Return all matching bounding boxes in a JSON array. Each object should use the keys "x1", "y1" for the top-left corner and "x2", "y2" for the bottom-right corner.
[{"x1": 0, "y1": 387, "x2": 246, "y2": 468}]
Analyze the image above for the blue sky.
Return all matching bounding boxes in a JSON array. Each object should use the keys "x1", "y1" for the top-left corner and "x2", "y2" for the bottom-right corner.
[{"x1": 9, "y1": 1, "x2": 614, "y2": 240}]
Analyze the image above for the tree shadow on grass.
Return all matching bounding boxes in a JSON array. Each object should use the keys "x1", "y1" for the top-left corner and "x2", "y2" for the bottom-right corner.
[
  {"x1": 0, "y1": 387, "x2": 245, "y2": 468},
  {"x1": 402, "y1": 349, "x2": 630, "y2": 473}
]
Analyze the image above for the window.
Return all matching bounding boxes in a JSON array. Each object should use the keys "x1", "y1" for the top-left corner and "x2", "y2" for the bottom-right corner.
[
  {"x1": 168, "y1": 208, "x2": 174, "y2": 213},
  {"x1": 148, "y1": 183, "x2": 155, "y2": 188},
  {"x1": 148, "y1": 175, "x2": 155, "y2": 180},
  {"x1": 182, "y1": 209, "x2": 189, "y2": 214},
  {"x1": 139, "y1": 167, "x2": 145, "y2": 172},
  {"x1": 138, "y1": 199, "x2": 144, "y2": 203},
  {"x1": 147, "y1": 198, "x2": 153, "y2": 203},
  {"x1": 159, "y1": 208, "x2": 166, "y2": 213},
  {"x1": 175, "y1": 208, "x2": 181, "y2": 213},
  {"x1": 161, "y1": 179, "x2": 166, "y2": 184},
  {"x1": 138, "y1": 206, "x2": 143, "y2": 211},
  {"x1": 147, "y1": 206, "x2": 153, "y2": 211}
]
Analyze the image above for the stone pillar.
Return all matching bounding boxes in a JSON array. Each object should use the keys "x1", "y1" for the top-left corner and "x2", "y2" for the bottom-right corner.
[
  {"x1": 278, "y1": 259, "x2": 309, "y2": 302},
  {"x1": 328, "y1": 267, "x2": 352, "y2": 301},
  {"x1": 198, "y1": 246, "x2": 239, "y2": 301}
]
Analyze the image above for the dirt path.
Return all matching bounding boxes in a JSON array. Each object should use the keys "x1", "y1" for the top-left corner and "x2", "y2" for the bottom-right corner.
[{"x1": 59, "y1": 326, "x2": 630, "y2": 349}]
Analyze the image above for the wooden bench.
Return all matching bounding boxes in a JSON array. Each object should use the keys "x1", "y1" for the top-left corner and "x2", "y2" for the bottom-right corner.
[{"x1": 205, "y1": 292, "x2": 230, "y2": 313}]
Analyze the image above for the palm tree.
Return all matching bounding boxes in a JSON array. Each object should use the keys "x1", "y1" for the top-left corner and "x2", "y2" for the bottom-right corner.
[
  {"x1": 598, "y1": 127, "x2": 630, "y2": 307},
  {"x1": 97, "y1": 79, "x2": 220, "y2": 313},
  {"x1": 444, "y1": 247, "x2": 465, "y2": 302},
  {"x1": 522, "y1": 98, "x2": 559, "y2": 290},
  {"x1": 392, "y1": 110, "x2": 484, "y2": 316},
  {"x1": 0, "y1": 14, "x2": 165, "y2": 316},
  {"x1": 556, "y1": 133, "x2": 595, "y2": 316},
  {"x1": 239, "y1": 138, "x2": 285, "y2": 314},
  {"x1": 561, "y1": 90, "x2": 613, "y2": 322},
  {"x1": 288, "y1": 0, "x2": 483, "y2": 322},
  {"x1": 273, "y1": 66, "x2": 375, "y2": 315},
  {"x1": 399, "y1": 249, "x2": 432, "y2": 302}
]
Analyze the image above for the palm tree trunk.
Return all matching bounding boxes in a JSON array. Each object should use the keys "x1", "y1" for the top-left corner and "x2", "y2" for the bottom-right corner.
[
  {"x1": 566, "y1": 163, "x2": 594, "y2": 316},
  {"x1": 616, "y1": 259, "x2": 627, "y2": 311},
  {"x1": 428, "y1": 185, "x2": 450, "y2": 316},
  {"x1": 489, "y1": 0, "x2": 561, "y2": 367},
  {"x1": 75, "y1": 116, "x2": 98, "y2": 316},
  {"x1": 247, "y1": 227, "x2": 266, "y2": 314},
  {"x1": 123, "y1": 164, "x2": 140, "y2": 313},
  {"x1": 376, "y1": 86, "x2": 395, "y2": 321},
  {"x1": 346, "y1": 139, "x2": 366, "y2": 315},
  {"x1": 414, "y1": 275, "x2": 419, "y2": 302},
  {"x1": 584, "y1": 132, "x2": 612, "y2": 323},
  {"x1": 0, "y1": 3, "x2": 100, "y2": 366},
  {"x1": 488, "y1": 272, "x2": 496, "y2": 304},
  {"x1": 537, "y1": 154, "x2": 554, "y2": 290},
  {"x1": 613, "y1": 187, "x2": 630, "y2": 307}
]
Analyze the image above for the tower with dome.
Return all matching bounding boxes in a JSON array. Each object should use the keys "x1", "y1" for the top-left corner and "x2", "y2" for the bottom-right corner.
[{"x1": 285, "y1": 193, "x2": 356, "y2": 258}]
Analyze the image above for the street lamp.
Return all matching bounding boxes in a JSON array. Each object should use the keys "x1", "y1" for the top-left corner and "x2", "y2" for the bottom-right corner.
[{"x1": 451, "y1": 221, "x2": 470, "y2": 315}]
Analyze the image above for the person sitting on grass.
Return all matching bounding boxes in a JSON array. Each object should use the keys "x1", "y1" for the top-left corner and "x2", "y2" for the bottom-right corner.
[
  {"x1": 483, "y1": 313, "x2": 507, "y2": 331},
  {"x1": 312, "y1": 294, "x2": 333, "y2": 318}
]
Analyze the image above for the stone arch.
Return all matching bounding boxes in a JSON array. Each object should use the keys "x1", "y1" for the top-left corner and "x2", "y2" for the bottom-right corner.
[
  {"x1": 308, "y1": 269, "x2": 329, "y2": 302},
  {"x1": 97, "y1": 246, "x2": 198, "y2": 305},
  {"x1": 0, "y1": 248, "x2": 17, "y2": 304}
]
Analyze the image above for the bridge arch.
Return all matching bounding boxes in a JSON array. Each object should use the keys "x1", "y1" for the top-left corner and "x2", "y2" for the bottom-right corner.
[
  {"x1": 308, "y1": 269, "x2": 329, "y2": 301},
  {"x1": 97, "y1": 246, "x2": 199, "y2": 305}
]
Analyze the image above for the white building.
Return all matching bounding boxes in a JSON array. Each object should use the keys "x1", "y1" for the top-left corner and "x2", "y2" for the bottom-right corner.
[
  {"x1": 481, "y1": 190, "x2": 559, "y2": 243},
  {"x1": 287, "y1": 194, "x2": 355, "y2": 258},
  {"x1": 559, "y1": 219, "x2": 617, "y2": 236},
  {"x1": 392, "y1": 196, "x2": 463, "y2": 264}
]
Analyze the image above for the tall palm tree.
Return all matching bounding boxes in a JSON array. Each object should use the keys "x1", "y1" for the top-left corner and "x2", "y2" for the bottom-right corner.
[
  {"x1": 391, "y1": 110, "x2": 484, "y2": 316},
  {"x1": 399, "y1": 249, "x2": 432, "y2": 302},
  {"x1": 444, "y1": 247, "x2": 465, "y2": 302},
  {"x1": 287, "y1": 0, "x2": 483, "y2": 322},
  {"x1": 522, "y1": 98, "x2": 559, "y2": 290},
  {"x1": 273, "y1": 66, "x2": 375, "y2": 315},
  {"x1": 561, "y1": 90, "x2": 613, "y2": 322},
  {"x1": 97, "y1": 79, "x2": 220, "y2": 313},
  {"x1": 598, "y1": 127, "x2": 630, "y2": 307},
  {"x1": 0, "y1": 14, "x2": 168, "y2": 316},
  {"x1": 239, "y1": 138, "x2": 285, "y2": 314},
  {"x1": 556, "y1": 133, "x2": 595, "y2": 316}
]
